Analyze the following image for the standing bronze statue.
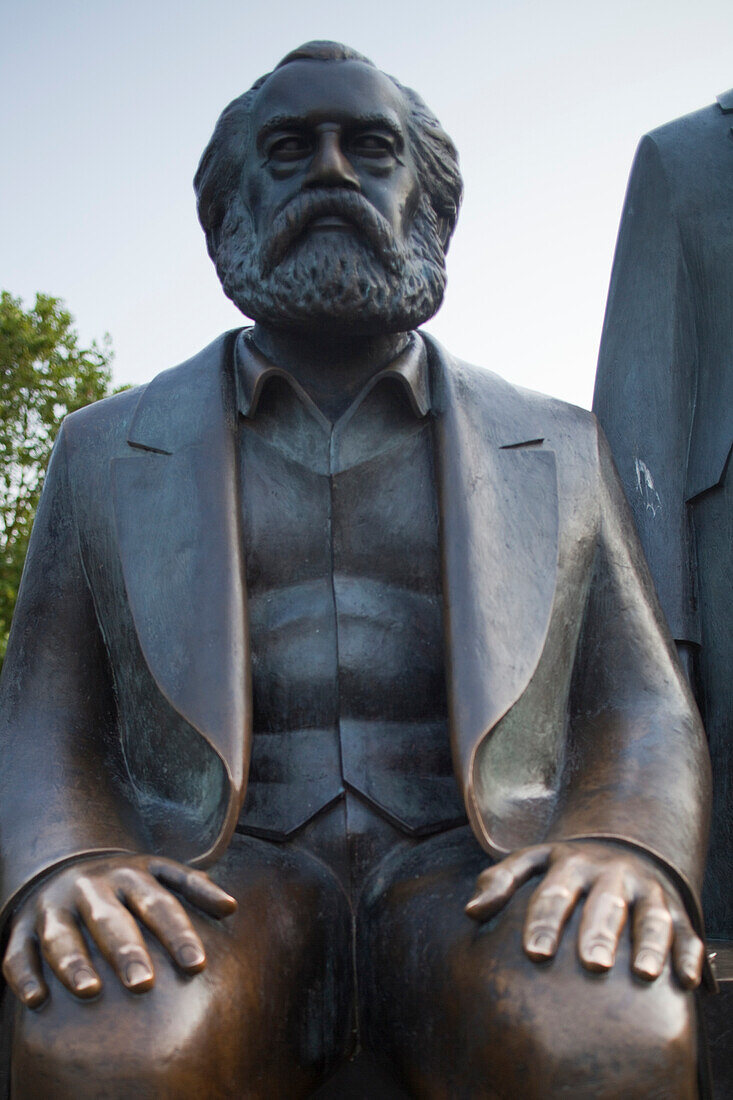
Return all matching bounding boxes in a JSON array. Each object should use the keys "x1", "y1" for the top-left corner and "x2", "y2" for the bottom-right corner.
[
  {"x1": 594, "y1": 93, "x2": 733, "y2": 944},
  {"x1": 0, "y1": 43, "x2": 712, "y2": 1098}
]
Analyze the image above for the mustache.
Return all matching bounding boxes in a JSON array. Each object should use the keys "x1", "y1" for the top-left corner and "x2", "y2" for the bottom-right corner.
[{"x1": 259, "y1": 188, "x2": 402, "y2": 275}]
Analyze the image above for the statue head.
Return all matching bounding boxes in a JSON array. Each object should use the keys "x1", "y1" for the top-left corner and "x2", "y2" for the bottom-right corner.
[{"x1": 194, "y1": 42, "x2": 463, "y2": 335}]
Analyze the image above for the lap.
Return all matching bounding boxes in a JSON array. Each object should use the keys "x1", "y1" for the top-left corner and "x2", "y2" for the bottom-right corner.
[
  {"x1": 6, "y1": 828, "x2": 701, "y2": 1098},
  {"x1": 8, "y1": 836, "x2": 353, "y2": 1099},
  {"x1": 357, "y1": 827, "x2": 699, "y2": 1100}
]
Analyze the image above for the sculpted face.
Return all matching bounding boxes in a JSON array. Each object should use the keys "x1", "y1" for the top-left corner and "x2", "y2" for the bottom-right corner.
[
  {"x1": 246, "y1": 60, "x2": 420, "y2": 260},
  {"x1": 213, "y1": 59, "x2": 448, "y2": 333}
]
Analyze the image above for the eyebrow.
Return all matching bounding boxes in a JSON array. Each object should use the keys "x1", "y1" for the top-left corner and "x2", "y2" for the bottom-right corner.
[{"x1": 257, "y1": 111, "x2": 405, "y2": 142}]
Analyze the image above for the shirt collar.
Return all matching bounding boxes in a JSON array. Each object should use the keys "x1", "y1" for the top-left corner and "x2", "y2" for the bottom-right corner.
[{"x1": 234, "y1": 329, "x2": 431, "y2": 421}]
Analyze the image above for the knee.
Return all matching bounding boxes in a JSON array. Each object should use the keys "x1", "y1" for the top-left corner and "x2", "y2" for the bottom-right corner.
[
  {"x1": 10, "y1": 844, "x2": 354, "y2": 1099},
  {"x1": 10, "y1": 908, "x2": 341, "y2": 1100},
  {"x1": 360, "y1": 863, "x2": 698, "y2": 1099},
  {"x1": 10, "y1": 945, "x2": 254, "y2": 1099},
  {"x1": 459, "y1": 900, "x2": 699, "y2": 1099}
]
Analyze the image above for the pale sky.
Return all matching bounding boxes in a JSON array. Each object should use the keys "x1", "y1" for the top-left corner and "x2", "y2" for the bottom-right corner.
[{"x1": 3, "y1": 0, "x2": 732, "y2": 407}]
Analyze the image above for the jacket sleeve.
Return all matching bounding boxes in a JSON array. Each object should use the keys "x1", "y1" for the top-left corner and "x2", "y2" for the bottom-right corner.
[
  {"x1": 593, "y1": 135, "x2": 699, "y2": 644},
  {"x1": 547, "y1": 425, "x2": 711, "y2": 934},
  {"x1": 0, "y1": 424, "x2": 147, "y2": 923}
]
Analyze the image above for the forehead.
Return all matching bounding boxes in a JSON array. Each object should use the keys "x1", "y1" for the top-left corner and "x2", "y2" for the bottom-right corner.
[{"x1": 252, "y1": 60, "x2": 408, "y2": 132}]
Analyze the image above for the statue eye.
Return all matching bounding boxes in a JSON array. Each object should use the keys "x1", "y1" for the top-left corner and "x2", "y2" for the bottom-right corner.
[
  {"x1": 267, "y1": 134, "x2": 311, "y2": 162},
  {"x1": 350, "y1": 131, "x2": 396, "y2": 158}
]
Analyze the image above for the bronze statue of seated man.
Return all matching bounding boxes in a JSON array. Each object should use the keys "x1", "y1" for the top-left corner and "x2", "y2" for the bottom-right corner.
[{"x1": 0, "y1": 42, "x2": 711, "y2": 1099}]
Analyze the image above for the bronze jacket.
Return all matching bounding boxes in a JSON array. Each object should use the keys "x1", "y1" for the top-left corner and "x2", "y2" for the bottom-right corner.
[
  {"x1": 0, "y1": 332, "x2": 711, "y2": 931},
  {"x1": 593, "y1": 93, "x2": 733, "y2": 936},
  {"x1": 594, "y1": 91, "x2": 733, "y2": 646}
]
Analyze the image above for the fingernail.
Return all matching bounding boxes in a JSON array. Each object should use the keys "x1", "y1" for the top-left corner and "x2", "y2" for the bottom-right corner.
[
  {"x1": 125, "y1": 961, "x2": 153, "y2": 988},
  {"x1": 588, "y1": 944, "x2": 613, "y2": 969},
  {"x1": 21, "y1": 980, "x2": 42, "y2": 1005},
  {"x1": 681, "y1": 957, "x2": 700, "y2": 985},
  {"x1": 527, "y1": 933, "x2": 555, "y2": 956},
  {"x1": 176, "y1": 943, "x2": 205, "y2": 970},
  {"x1": 72, "y1": 967, "x2": 99, "y2": 993},
  {"x1": 634, "y1": 949, "x2": 660, "y2": 976},
  {"x1": 465, "y1": 897, "x2": 488, "y2": 921}
]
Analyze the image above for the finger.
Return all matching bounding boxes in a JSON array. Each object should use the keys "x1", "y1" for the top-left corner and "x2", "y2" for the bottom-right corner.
[
  {"x1": 631, "y1": 883, "x2": 673, "y2": 981},
  {"x1": 3, "y1": 920, "x2": 49, "y2": 1008},
  {"x1": 36, "y1": 907, "x2": 101, "y2": 999},
  {"x1": 122, "y1": 874, "x2": 207, "y2": 973},
  {"x1": 74, "y1": 877, "x2": 155, "y2": 992},
  {"x1": 523, "y1": 861, "x2": 586, "y2": 960},
  {"x1": 149, "y1": 859, "x2": 237, "y2": 918},
  {"x1": 669, "y1": 902, "x2": 705, "y2": 990},
  {"x1": 465, "y1": 846, "x2": 551, "y2": 922},
  {"x1": 578, "y1": 872, "x2": 629, "y2": 972}
]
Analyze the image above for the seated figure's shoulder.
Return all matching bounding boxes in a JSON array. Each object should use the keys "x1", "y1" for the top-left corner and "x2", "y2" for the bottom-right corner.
[
  {"x1": 434, "y1": 341, "x2": 599, "y2": 461},
  {"x1": 501, "y1": 374, "x2": 602, "y2": 474},
  {"x1": 61, "y1": 383, "x2": 147, "y2": 458},
  {"x1": 61, "y1": 329, "x2": 242, "y2": 460}
]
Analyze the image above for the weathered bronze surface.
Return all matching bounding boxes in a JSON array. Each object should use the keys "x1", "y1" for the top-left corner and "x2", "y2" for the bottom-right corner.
[
  {"x1": 0, "y1": 42, "x2": 713, "y2": 1097},
  {"x1": 593, "y1": 90, "x2": 733, "y2": 1096},
  {"x1": 593, "y1": 92, "x2": 733, "y2": 943}
]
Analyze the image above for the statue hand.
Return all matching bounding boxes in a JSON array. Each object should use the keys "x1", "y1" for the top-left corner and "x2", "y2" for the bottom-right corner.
[
  {"x1": 465, "y1": 841, "x2": 704, "y2": 989},
  {"x1": 2, "y1": 854, "x2": 237, "y2": 1009}
]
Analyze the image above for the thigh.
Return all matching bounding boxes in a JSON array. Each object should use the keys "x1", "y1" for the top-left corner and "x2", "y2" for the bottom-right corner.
[
  {"x1": 9, "y1": 836, "x2": 353, "y2": 1099},
  {"x1": 358, "y1": 828, "x2": 698, "y2": 1100}
]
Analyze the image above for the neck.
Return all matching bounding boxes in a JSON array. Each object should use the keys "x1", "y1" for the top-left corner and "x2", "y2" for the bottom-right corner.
[{"x1": 250, "y1": 323, "x2": 411, "y2": 421}]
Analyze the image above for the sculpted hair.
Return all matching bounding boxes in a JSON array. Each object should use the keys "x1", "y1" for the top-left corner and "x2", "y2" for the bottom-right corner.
[{"x1": 194, "y1": 41, "x2": 463, "y2": 259}]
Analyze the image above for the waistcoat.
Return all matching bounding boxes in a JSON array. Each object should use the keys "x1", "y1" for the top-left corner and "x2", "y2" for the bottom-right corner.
[{"x1": 235, "y1": 333, "x2": 466, "y2": 839}]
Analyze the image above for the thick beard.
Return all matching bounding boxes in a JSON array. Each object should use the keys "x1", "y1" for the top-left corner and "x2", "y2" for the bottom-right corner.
[{"x1": 213, "y1": 192, "x2": 447, "y2": 335}]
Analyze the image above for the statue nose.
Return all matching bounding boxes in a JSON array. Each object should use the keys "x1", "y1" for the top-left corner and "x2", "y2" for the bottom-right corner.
[{"x1": 304, "y1": 131, "x2": 361, "y2": 190}]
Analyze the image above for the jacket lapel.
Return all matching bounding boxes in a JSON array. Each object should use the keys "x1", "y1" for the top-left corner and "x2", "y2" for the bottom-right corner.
[
  {"x1": 110, "y1": 326, "x2": 557, "y2": 854},
  {"x1": 424, "y1": 335, "x2": 559, "y2": 822},
  {"x1": 111, "y1": 330, "x2": 249, "y2": 802}
]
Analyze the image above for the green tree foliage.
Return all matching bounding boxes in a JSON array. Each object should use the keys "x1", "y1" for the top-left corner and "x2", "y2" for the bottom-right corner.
[{"x1": 0, "y1": 292, "x2": 116, "y2": 665}]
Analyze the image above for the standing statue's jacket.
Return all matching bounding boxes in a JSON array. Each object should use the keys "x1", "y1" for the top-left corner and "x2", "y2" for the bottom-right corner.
[
  {"x1": 593, "y1": 92, "x2": 733, "y2": 934},
  {"x1": 0, "y1": 332, "x2": 711, "y2": 932},
  {"x1": 594, "y1": 92, "x2": 733, "y2": 644}
]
